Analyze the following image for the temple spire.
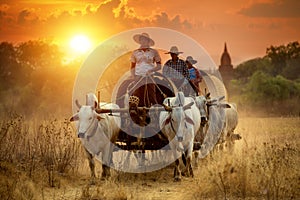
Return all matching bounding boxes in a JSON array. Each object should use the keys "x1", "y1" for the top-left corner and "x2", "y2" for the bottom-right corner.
[{"x1": 220, "y1": 42, "x2": 232, "y2": 67}]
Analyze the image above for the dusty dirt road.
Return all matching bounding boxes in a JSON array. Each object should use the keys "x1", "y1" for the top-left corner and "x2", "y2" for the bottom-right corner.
[
  {"x1": 42, "y1": 162, "x2": 209, "y2": 200},
  {"x1": 41, "y1": 117, "x2": 300, "y2": 199}
]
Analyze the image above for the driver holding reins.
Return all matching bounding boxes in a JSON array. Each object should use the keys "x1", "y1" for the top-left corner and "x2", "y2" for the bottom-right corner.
[{"x1": 130, "y1": 32, "x2": 162, "y2": 107}]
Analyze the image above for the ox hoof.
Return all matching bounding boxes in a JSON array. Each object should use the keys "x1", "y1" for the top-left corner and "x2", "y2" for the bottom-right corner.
[
  {"x1": 190, "y1": 171, "x2": 194, "y2": 178},
  {"x1": 181, "y1": 171, "x2": 190, "y2": 177},
  {"x1": 181, "y1": 171, "x2": 186, "y2": 176},
  {"x1": 100, "y1": 176, "x2": 110, "y2": 181},
  {"x1": 173, "y1": 177, "x2": 182, "y2": 182},
  {"x1": 89, "y1": 178, "x2": 96, "y2": 185},
  {"x1": 100, "y1": 174, "x2": 108, "y2": 181}
]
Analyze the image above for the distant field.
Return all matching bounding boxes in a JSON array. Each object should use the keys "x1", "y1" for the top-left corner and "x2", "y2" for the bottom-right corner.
[{"x1": 0, "y1": 117, "x2": 299, "y2": 199}]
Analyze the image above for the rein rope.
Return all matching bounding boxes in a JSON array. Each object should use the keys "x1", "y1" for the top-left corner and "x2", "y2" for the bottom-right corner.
[
  {"x1": 97, "y1": 73, "x2": 172, "y2": 109},
  {"x1": 95, "y1": 76, "x2": 145, "y2": 108},
  {"x1": 148, "y1": 75, "x2": 167, "y2": 99}
]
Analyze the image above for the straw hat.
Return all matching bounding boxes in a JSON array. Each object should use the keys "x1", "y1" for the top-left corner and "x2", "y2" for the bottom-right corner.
[
  {"x1": 165, "y1": 46, "x2": 183, "y2": 54},
  {"x1": 133, "y1": 32, "x2": 155, "y2": 46},
  {"x1": 186, "y1": 56, "x2": 197, "y2": 64}
]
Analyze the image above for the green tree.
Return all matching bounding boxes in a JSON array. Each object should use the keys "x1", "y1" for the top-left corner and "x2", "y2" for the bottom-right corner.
[
  {"x1": 233, "y1": 57, "x2": 272, "y2": 83},
  {"x1": 244, "y1": 71, "x2": 300, "y2": 105},
  {"x1": 282, "y1": 57, "x2": 300, "y2": 80},
  {"x1": 266, "y1": 41, "x2": 300, "y2": 77}
]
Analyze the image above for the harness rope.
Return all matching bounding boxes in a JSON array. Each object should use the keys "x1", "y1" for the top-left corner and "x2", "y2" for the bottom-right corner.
[
  {"x1": 94, "y1": 76, "x2": 145, "y2": 108},
  {"x1": 130, "y1": 74, "x2": 168, "y2": 107},
  {"x1": 98, "y1": 73, "x2": 173, "y2": 109},
  {"x1": 148, "y1": 75, "x2": 167, "y2": 99}
]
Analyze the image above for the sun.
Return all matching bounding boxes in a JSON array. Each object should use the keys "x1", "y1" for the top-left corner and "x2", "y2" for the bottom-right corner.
[{"x1": 69, "y1": 34, "x2": 92, "y2": 54}]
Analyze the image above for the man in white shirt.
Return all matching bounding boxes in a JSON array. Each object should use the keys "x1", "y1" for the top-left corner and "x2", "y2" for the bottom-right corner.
[
  {"x1": 130, "y1": 32, "x2": 162, "y2": 108},
  {"x1": 131, "y1": 33, "x2": 161, "y2": 77}
]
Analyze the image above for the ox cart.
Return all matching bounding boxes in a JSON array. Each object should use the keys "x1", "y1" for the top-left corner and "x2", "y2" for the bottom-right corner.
[
  {"x1": 72, "y1": 70, "x2": 241, "y2": 177},
  {"x1": 96, "y1": 71, "x2": 201, "y2": 152}
]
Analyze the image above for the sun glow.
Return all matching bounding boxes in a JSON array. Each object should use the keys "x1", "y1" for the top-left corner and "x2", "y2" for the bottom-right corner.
[{"x1": 69, "y1": 34, "x2": 92, "y2": 54}]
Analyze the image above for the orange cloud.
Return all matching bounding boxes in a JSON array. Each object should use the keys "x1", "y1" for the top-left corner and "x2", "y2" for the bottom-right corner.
[
  {"x1": 17, "y1": 9, "x2": 39, "y2": 24},
  {"x1": 0, "y1": 0, "x2": 194, "y2": 42},
  {"x1": 0, "y1": 0, "x2": 299, "y2": 66},
  {"x1": 238, "y1": 0, "x2": 300, "y2": 18}
]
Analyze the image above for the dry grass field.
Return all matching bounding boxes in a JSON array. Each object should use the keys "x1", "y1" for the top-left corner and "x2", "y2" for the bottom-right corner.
[{"x1": 0, "y1": 115, "x2": 299, "y2": 200}]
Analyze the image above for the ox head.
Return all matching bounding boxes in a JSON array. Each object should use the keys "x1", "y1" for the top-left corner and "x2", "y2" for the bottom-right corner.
[
  {"x1": 162, "y1": 92, "x2": 195, "y2": 152},
  {"x1": 195, "y1": 95, "x2": 207, "y2": 117},
  {"x1": 195, "y1": 94, "x2": 230, "y2": 126},
  {"x1": 70, "y1": 102, "x2": 104, "y2": 138},
  {"x1": 194, "y1": 94, "x2": 211, "y2": 126}
]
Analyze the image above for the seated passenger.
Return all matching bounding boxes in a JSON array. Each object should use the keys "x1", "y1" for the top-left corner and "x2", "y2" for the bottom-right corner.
[
  {"x1": 162, "y1": 46, "x2": 190, "y2": 95},
  {"x1": 186, "y1": 56, "x2": 202, "y2": 96}
]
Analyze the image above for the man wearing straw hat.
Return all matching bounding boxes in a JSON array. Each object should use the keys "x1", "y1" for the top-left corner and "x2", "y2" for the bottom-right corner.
[
  {"x1": 162, "y1": 46, "x2": 190, "y2": 92},
  {"x1": 186, "y1": 56, "x2": 202, "y2": 96},
  {"x1": 131, "y1": 33, "x2": 161, "y2": 78},
  {"x1": 129, "y1": 32, "x2": 161, "y2": 109}
]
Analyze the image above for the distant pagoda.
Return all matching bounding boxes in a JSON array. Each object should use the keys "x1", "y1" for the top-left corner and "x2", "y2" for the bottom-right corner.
[{"x1": 219, "y1": 43, "x2": 233, "y2": 87}]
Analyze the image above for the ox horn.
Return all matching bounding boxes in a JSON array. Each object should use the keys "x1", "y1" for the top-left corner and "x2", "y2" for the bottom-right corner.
[
  {"x1": 70, "y1": 113, "x2": 79, "y2": 122},
  {"x1": 95, "y1": 114, "x2": 105, "y2": 120},
  {"x1": 217, "y1": 96, "x2": 225, "y2": 101},
  {"x1": 205, "y1": 92, "x2": 210, "y2": 99},
  {"x1": 75, "y1": 99, "x2": 82, "y2": 109},
  {"x1": 183, "y1": 101, "x2": 194, "y2": 110},
  {"x1": 207, "y1": 95, "x2": 225, "y2": 105},
  {"x1": 162, "y1": 104, "x2": 172, "y2": 112}
]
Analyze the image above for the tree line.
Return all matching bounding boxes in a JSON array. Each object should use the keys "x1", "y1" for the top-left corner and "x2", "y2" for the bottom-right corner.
[
  {"x1": 1, "y1": 40, "x2": 299, "y2": 117},
  {"x1": 229, "y1": 41, "x2": 300, "y2": 115},
  {"x1": 0, "y1": 40, "x2": 80, "y2": 117}
]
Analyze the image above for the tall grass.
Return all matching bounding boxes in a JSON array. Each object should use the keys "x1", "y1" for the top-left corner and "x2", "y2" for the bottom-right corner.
[
  {"x1": 0, "y1": 115, "x2": 299, "y2": 199},
  {"x1": 194, "y1": 117, "x2": 300, "y2": 199},
  {"x1": 0, "y1": 113, "x2": 84, "y2": 199}
]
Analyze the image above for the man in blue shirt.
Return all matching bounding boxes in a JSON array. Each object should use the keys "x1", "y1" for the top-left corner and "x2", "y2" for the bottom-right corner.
[{"x1": 186, "y1": 56, "x2": 202, "y2": 96}]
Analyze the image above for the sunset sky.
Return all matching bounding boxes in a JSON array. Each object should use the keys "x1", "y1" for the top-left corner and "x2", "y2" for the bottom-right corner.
[{"x1": 1, "y1": 0, "x2": 299, "y2": 66}]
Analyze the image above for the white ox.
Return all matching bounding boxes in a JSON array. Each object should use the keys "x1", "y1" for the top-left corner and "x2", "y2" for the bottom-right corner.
[
  {"x1": 194, "y1": 94, "x2": 241, "y2": 156},
  {"x1": 220, "y1": 103, "x2": 240, "y2": 150},
  {"x1": 159, "y1": 91, "x2": 200, "y2": 181},
  {"x1": 70, "y1": 93, "x2": 121, "y2": 180}
]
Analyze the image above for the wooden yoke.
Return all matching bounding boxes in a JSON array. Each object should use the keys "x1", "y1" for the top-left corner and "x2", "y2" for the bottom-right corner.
[
  {"x1": 95, "y1": 106, "x2": 170, "y2": 114},
  {"x1": 94, "y1": 90, "x2": 171, "y2": 114}
]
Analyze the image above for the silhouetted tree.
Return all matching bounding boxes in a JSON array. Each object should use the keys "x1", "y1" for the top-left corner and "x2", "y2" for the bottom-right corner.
[
  {"x1": 266, "y1": 41, "x2": 300, "y2": 77},
  {"x1": 16, "y1": 40, "x2": 63, "y2": 70},
  {"x1": 0, "y1": 40, "x2": 78, "y2": 116},
  {"x1": 0, "y1": 42, "x2": 28, "y2": 89}
]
